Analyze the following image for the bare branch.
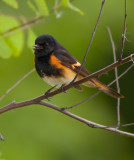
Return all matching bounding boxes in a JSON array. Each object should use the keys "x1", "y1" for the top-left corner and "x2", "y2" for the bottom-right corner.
[
  {"x1": 72, "y1": 0, "x2": 106, "y2": 83},
  {"x1": 107, "y1": 27, "x2": 121, "y2": 127},
  {"x1": 108, "y1": 63, "x2": 134, "y2": 86},
  {"x1": 0, "y1": 68, "x2": 35, "y2": 102},
  {"x1": 120, "y1": 123, "x2": 134, "y2": 127},
  {"x1": 119, "y1": 0, "x2": 127, "y2": 60},
  {"x1": 63, "y1": 91, "x2": 101, "y2": 110},
  {"x1": 70, "y1": 54, "x2": 134, "y2": 90},
  {"x1": 38, "y1": 101, "x2": 134, "y2": 138},
  {"x1": 63, "y1": 63, "x2": 134, "y2": 110},
  {"x1": 0, "y1": 79, "x2": 134, "y2": 139},
  {"x1": 0, "y1": 17, "x2": 45, "y2": 37}
]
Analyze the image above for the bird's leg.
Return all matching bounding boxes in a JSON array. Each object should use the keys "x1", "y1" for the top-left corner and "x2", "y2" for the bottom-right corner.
[
  {"x1": 44, "y1": 85, "x2": 57, "y2": 101},
  {"x1": 60, "y1": 84, "x2": 68, "y2": 93}
]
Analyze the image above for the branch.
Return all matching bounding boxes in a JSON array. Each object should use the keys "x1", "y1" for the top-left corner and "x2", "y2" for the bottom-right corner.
[
  {"x1": 0, "y1": 72, "x2": 134, "y2": 139},
  {"x1": 63, "y1": 91, "x2": 101, "y2": 110},
  {"x1": 72, "y1": 0, "x2": 105, "y2": 83},
  {"x1": 0, "y1": 68, "x2": 35, "y2": 102},
  {"x1": 71, "y1": 54, "x2": 134, "y2": 89},
  {"x1": 39, "y1": 101, "x2": 134, "y2": 138},
  {"x1": 107, "y1": 27, "x2": 121, "y2": 127},
  {"x1": 63, "y1": 62, "x2": 134, "y2": 110},
  {"x1": 119, "y1": 0, "x2": 127, "y2": 60},
  {"x1": 1, "y1": 99, "x2": 134, "y2": 138},
  {"x1": 0, "y1": 17, "x2": 44, "y2": 37}
]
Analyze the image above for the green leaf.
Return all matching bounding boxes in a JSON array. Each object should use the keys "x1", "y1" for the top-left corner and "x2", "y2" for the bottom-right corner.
[
  {"x1": 34, "y1": 0, "x2": 49, "y2": 16},
  {"x1": 62, "y1": 0, "x2": 84, "y2": 15},
  {"x1": 0, "y1": 37, "x2": 11, "y2": 58},
  {"x1": 0, "y1": 16, "x2": 24, "y2": 57},
  {"x1": 4, "y1": 34, "x2": 24, "y2": 57},
  {"x1": 3, "y1": 0, "x2": 18, "y2": 8}
]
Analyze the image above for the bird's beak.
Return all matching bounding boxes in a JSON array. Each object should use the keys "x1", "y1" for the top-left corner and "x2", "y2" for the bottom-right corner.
[{"x1": 33, "y1": 44, "x2": 44, "y2": 50}]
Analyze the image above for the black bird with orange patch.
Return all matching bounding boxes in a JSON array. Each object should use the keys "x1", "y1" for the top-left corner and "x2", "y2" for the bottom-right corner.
[{"x1": 33, "y1": 34, "x2": 124, "y2": 98}]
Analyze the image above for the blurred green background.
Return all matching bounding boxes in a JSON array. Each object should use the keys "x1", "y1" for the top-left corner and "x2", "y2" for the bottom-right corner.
[{"x1": 0, "y1": 0, "x2": 134, "y2": 160}]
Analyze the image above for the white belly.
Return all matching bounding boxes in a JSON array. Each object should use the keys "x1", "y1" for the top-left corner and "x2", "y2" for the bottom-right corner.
[
  {"x1": 42, "y1": 75, "x2": 74, "y2": 87},
  {"x1": 42, "y1": 67, "x2": 78, "y2": 87}
]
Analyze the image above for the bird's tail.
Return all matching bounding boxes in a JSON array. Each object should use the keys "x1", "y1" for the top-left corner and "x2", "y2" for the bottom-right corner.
[{"x1": 84, "y1": 79, "x2": 124, "y2": 99}]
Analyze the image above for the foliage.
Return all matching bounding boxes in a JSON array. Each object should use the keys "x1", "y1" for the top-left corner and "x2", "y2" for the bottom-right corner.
[{"x1": 0, "y1": 0, "x2": 83, "y2": 58}]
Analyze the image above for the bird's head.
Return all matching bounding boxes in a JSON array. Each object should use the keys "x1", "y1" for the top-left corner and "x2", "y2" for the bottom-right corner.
[{"x1": 33, "y1": 34, "x2": 57, "y2": 57}]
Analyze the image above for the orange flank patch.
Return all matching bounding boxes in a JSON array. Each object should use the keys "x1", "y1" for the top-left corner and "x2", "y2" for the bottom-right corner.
[
  {"x1": 50, "y1": 54, "x2": 76, "y2": 80},
  {"x1": 50, "y1": 54, "x2": 64, "y2": 69}
]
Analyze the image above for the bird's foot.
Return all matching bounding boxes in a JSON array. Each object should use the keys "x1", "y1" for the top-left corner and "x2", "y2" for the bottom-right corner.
[
  {"x1": 60, "y1": 84, "x2": 68, "y2": 93},
  {"x1": 44, "y1": 85, "x2": 57, "y2": 101}
]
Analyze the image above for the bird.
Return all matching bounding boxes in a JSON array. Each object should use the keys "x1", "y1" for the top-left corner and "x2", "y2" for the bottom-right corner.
[{"x1": 33, "y1": 34, "x2": 124, "y2": 98}]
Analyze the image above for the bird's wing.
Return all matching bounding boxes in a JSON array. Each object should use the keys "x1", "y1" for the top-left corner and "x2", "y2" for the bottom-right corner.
[
  {"x1": 53, "y1": 49, "x2": 124, "y2": 98},
  {"x1": 54, "y1": 49, "x2": 89, "y2": 77}
]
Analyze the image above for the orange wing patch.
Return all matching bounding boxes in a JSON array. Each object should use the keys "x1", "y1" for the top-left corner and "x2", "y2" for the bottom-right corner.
[
  {"x1": 50, "y1": 54, "x2": 66, "y2": 69},
  {"x1": 50, "y1": 54, "x2": 76, "y2": 80}
]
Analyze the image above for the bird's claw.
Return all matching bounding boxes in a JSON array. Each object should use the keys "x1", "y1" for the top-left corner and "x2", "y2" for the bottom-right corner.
[
  {"x1": 44, "y1": 85, "x2": 57, "y2": 101},
  {"x1": 60, "y1": 84, "x2": 68, "y2": 93}
]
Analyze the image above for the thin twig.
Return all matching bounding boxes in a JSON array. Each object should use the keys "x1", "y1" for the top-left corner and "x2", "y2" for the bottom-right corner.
[
  {"x1": 1, "y1": 99, "x2": 134, "y2": 138},
  {"x1": 38, "y1": 101, "x2": 134, "y2": 138},
  {"x1": 0, "y1": 16, "x2": 44, "y2": 37},
  {"x1": 64, "y1": 63, "x2": 134, "y2": 110},
  {"x1": 62, "y1": 91, "x2": 101, "y2": 110},
  {"x1": 49, "y1": 3, "x2": 62, "y2": 13},
  {"x1": 96, "y1": 122, "x2": 134, "y2": 129},
  {"x1": 0, "y1": 68, "x2": 35, "y2": 102},
  {"x1": 107, "y1": 27, "x2": 121, "y2": 127},
  {"x1": 119, "y1": 0, "x2": 127, "y2": 61},
  {"x1": 108, "y1": 63, "x2": 134, "y2": 86},
  {"x1": 120, "y1": 123, "x2": 134, "y2": 127},
  {"x1": 2, "y1": 19, "x2": 49, "y2": 38},
  {"x1": 70, "y1": 54, "x2": 134, "y2": 90},
  {"x1": 71, "y1": 0, "x2": 106, "y2": 83}
]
